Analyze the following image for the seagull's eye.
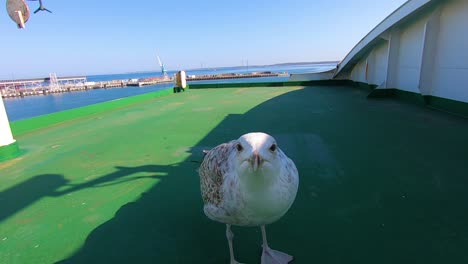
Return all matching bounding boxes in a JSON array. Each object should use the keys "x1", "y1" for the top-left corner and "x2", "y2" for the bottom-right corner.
[
  {"x1": 236, "y1": 144, "x2": 243, "y2": 152},
  {"x1": 269, "y1": 144, "x2": 277, "y2": 152}
]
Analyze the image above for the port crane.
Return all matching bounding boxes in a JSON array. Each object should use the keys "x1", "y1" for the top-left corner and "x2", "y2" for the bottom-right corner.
[{"x1": 157, "y1": 55, "x2": 168, "y2": 78}]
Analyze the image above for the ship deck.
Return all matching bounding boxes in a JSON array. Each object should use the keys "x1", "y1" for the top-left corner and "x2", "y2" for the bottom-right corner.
[{"x1": 1, "y1": 83, "x2": 468, "y2": 263}]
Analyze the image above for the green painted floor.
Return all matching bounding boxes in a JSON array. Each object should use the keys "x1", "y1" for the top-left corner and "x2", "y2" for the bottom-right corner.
[{"x1": 1, "y1": 85, "x2": 468, "y2": 264}]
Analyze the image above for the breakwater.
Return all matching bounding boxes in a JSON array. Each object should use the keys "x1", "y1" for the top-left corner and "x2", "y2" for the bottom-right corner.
[
  {"x1": 187, "y1": 71, "x2": 288, "y2": 81},
  {"x1": 1, "y1": 78, "x2": 173, "y2": 98}
]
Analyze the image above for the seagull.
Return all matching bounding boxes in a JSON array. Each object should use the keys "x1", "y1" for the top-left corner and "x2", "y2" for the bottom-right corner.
[
  {"x1": 28, "y1": 0, "x2": 52, "y2": 13},
  {"x1": 199, "y1": 132, "x2": 299, "y2": 264}
]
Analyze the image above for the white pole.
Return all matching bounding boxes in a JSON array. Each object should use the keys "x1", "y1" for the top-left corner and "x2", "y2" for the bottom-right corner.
[
  {"x1": 180, "y1": 71, "x2": 187, "y2": 88},
  {"x1": 0, "y1": 96, "x2": 15, "y2": 147}
]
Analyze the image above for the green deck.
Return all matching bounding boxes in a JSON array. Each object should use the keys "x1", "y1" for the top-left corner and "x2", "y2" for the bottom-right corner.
[{"x1": 1, "y1": 84, "x2": 468, "y2": 263}]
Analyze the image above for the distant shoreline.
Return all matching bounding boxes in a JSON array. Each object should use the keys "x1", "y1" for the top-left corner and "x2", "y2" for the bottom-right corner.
[
  {"x1": 2, "y1": 61, "x2": 339, "y2": 81},
  {"x1": 269, "y1": 61, "x2": 339, "y2": 66},
  {"x1": 179, "y1": 61, "x2": 339, "y2": 72},
  {"x1": 118, "y1": 61, "x2": 339, "y2": 76}
]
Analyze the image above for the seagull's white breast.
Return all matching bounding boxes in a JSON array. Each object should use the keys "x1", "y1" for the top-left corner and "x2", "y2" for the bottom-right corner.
[{"x1": 204, "y1": 151, "x2": 298, "y2": 226}]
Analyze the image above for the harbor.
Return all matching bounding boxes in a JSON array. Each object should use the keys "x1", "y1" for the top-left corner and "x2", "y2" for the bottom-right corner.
[
  {"x1": 0, "y1": 71, "x2": 289, "y2": 98},
  {"x1": 0, "y1": 75, "x2": 173, "y2": 98},
  {"x1": 1, "y1": 63, "x2": 326, "y2": 122}
]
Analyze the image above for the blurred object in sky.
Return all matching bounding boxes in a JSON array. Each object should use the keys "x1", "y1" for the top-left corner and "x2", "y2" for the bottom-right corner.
[
  {"x1": 28, "y1": 0, "x2": 52, "y2": 14},
  {"x1": 6, "y1": 0, "x2": 30, "y2": 29}
]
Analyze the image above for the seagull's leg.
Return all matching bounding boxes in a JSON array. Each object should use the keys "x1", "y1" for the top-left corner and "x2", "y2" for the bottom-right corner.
[
  {"x1": 226, "y1": 224, "x2": 244, "y2": 264},
  {"x1": 260, "y1": 225, "x2": 293, "y2": 264}
]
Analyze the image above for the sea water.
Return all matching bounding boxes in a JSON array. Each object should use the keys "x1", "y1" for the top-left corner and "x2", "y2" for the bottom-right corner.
[{"x1": 3, "y1": 62, "x2": 336, "y2": 121}]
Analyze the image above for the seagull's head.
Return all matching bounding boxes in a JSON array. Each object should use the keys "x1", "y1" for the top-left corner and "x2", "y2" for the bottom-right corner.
[{"x1": 234, "y1": 132, "x2": 281, "y2": 179}]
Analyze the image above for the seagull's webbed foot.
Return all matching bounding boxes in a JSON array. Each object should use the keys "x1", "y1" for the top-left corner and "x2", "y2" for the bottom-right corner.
[
  {"x1": 261, "y1": 245, "x2": 293, "y2": 264},
  {"x1": 260, "y1": 225, "x2": 293, "y2": 264}
]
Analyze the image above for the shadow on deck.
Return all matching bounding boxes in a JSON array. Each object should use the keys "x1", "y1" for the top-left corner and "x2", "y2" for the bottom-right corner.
[
  {"x1": 0, "y1": 166, "x2": 165, "y2": 224},
  {"x1": 55, "y1": 85, "x2": 468, "y2": 264}
]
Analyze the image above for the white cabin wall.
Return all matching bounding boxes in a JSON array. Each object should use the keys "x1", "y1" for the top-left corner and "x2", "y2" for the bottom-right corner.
[
  {"x1": 347, "y1": 15, "x2": 430, "y2": 90},
  {"x1": 371, "y1": 41, "x2": 389, "y2": 86},
  {"x1": 349, "y1": 41, "x2": 389, "y2": 86},
  {"x1": 394, "y1": 16, "x2": 427, "y2": 93},
  {"x1": 350, "y1": 59, "x2": 367, "y2": 83},
  {"x1": 431, "y1": 0, "x2": 468, "y2": 102},
  {"x1": 343, "y1": 0, "x2": 468, "y2": 105}
]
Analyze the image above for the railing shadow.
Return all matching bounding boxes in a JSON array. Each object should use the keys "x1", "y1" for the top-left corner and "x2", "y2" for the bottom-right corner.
[
  {"x1": 0, "y1": 165, "x2": 165, "y2": 224},
  {"x1": 0, "y1": 174, "x2": 67, "y2": 223},
  {"x1": 56, "y1": 159, "x2": 221, "y2": 263}
]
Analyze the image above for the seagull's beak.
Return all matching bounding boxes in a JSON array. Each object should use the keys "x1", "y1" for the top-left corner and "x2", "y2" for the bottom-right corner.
[{"x1": 251, "y1": 151, "x2": 262, "y2": 171}]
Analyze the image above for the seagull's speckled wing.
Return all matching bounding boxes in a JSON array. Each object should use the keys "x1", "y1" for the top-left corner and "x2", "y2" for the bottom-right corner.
[{"x1": 199, "y1": 140, "x2": 236, "y2": 206}]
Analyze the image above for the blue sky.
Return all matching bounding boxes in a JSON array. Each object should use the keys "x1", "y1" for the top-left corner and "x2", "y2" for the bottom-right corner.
[{"x1": 0, "y1": 0, "x2": 407, "y2": 79}]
